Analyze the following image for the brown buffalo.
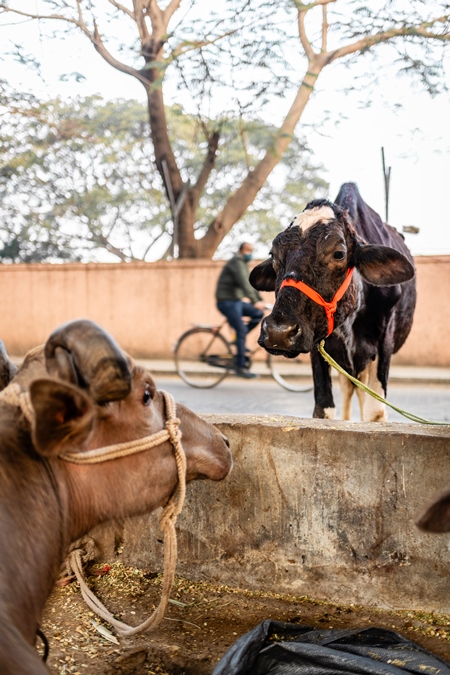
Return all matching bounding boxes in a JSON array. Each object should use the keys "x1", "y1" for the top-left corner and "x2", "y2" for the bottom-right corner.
[{"x1": 0, "y1": 320, "x2": 232, "y2": 674}]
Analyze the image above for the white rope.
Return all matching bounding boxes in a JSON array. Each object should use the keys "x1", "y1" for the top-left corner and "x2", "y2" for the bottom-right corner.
[
  {"x1": 66, "y1": 390, "x2": 187, "y2": 637},
  {"x1": 0, "y1": 383, "x2": 34, "y2": 424},
  {"x1": 0, "y1": 383, "x2": 187, "y2": 637}
]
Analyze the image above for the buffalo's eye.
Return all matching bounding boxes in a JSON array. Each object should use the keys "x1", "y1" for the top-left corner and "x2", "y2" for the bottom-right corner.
[
  {"x1": 333, "y1": 250, "x2": 345, "y2": 260},
  {"x1": 142, "y1": 387, "x2": 152, "y2": 406}
]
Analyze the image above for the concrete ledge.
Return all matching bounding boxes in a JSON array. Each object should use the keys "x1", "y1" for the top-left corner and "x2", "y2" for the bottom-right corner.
[{"x1": 95, "y1": 415, "x2": 450, "y2": 613}]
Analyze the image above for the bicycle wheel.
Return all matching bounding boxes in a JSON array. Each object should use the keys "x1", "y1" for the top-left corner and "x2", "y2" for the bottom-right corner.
[
  {"x1": 174, "y1": 327, "x2": 234, "y2": 388},
  {"x1": 267, "y1": 354, "x2": 313, "y2": 393}
]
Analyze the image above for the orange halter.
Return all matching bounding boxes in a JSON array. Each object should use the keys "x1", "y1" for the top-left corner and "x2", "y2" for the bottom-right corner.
[{"x1": 280, "y1": 267, "x2": 355, "y2": 337}]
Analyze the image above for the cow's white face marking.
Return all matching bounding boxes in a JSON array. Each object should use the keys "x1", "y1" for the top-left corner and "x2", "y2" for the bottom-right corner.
[{"x1": 291, "y1": 205, "x2": 335, "y2": 232}]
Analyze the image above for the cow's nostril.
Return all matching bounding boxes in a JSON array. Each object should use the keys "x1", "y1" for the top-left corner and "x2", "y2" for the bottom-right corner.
[
  {"x1": 287, "y1": 324, "x2": 301, "y2": 339},
  {"x1": 221, "y1": 433, "x2": 230, "y2": 448}
]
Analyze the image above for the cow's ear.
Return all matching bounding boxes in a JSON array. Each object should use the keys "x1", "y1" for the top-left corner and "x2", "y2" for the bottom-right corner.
[
  {"x1": 29, "y1": 379, "x2": 94, "y2": 457},
  {"x1": 416, "y1": 489, "x2": 450, "y2": 533},
  {"x1": 249, "y1": 258, "x2": 276, "y2": 291},
  {"x1": 355, "y1": 244, "x2": 415, "y2": 286}
]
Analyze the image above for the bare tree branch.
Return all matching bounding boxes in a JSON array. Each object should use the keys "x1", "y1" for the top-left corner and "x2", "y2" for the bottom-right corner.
[
  {"x1": 142, "y1": 227, "x2": 166, "y2": 259},
  {"x1": 326, "y1": 17, "x2": 450, "y2": 63},
  {"x1": 298, "y1": 8, "x2": 315, "y2": 60},
  {"x1": 108, "y1": 0, "x2": 134, "y2": 20},
  {"x1": 170, "y1": 29, "x2": 240, "y2": 60},
  {"x1": 89, "y1": 231, "x2": 135, "y2": 261},
  {"x1": 297, "y1": 0, "x2": 336, "y2": 7},
  {"x1": 0, "y1": 4, "x2": 82, "y2": 29},
  {"x1": 146, "y1": 0, "x2": 165, "y2": 39},
  {"x1": 321, "y1": 4, "x2": 328, "y2": 53},
  {"x1": 238, "y1": 113, "x2": 251, "y2": 171},
  {"x1": 92, "y1": 22, "x2": 149, "y2": 85},
  {"x1": 190, "y1": 130, "x2": 220, "y2": 212},
  {"x1": 132, "y1": 0, "x2": 151, "y2": 44},
  {"x1": 162, "y1": 0, "x2": 182, "y2": 27},
  {"x1": 74, "y1": 0, "x2": 94, "y2": 39}
]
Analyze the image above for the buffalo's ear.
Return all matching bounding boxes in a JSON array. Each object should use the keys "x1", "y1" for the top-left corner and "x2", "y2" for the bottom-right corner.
[
  {"x1": 355, "y1": 244, "x2": 415, "y2": 286},
  {"x1": 29, "y1": 379, "x2": 94, "y2": 457},
  {"x1": 249, "y1": 258, "x2": 276, "y2": 291},
  {"x1": 416, "y1": 489, "x2": 450, "y2": 533}
]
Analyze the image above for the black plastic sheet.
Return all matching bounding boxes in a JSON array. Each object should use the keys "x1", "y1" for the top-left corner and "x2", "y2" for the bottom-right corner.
[{"x1": 212, "y1": 621, "x2": 450, "y2": 675}]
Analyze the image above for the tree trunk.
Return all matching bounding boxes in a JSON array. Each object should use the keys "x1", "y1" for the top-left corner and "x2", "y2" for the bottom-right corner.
[
  {"x1": 143, "y1": 51, "x2": 323, "y2": 259},
  {"x1": 194, "y1": 63, "x2": 325, "y2": 258}
]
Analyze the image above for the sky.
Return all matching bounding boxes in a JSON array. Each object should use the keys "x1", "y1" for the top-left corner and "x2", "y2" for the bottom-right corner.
[{"x1": 1, "y1": 3, "x2": 449, "y2": 258}]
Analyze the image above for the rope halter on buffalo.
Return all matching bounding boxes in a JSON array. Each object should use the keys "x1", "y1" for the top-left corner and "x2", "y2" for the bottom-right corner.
[{"x1": 0, "y1": 384, "x2": 187, "y2": 638}]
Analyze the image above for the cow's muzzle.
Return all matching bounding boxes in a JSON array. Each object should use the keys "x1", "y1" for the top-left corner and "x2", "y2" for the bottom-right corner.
[{"x1": 258, "y1": 315, "x2": 306, "y2": 355}]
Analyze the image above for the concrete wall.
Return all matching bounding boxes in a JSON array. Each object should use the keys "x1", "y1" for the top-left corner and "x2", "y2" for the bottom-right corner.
[
  {"x1": 96, "y1": 415, "x2": 450, "y2": 613},
  {"x1": 0, "y1": 255, "x2": 449, "y2": 365}
]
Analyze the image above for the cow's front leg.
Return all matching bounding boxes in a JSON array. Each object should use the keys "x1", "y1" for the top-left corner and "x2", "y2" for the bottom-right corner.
[{"x1": 310, "y1": 348, "x2": 335, "y2": 419}]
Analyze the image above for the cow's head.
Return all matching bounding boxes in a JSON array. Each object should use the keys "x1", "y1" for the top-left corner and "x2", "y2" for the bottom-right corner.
[{"x1": 250, "y1": 200, "x2": 415, "y2": 355}]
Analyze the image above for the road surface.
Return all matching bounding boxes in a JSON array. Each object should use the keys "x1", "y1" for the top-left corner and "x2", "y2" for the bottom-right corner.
[{"x1": 155, "y1": 375, "x2": 450, "y2": 425}]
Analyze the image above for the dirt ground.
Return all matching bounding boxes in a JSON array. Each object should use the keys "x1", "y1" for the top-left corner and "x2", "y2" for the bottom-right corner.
[{"x1": 40, "y1": 561, "x2": 450, "y2": 675}]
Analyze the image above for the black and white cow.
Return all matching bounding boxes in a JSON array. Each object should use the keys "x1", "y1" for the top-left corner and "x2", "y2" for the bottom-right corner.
[{"x1": 250, "y1": 183, "x2": 416, "y2": 421}]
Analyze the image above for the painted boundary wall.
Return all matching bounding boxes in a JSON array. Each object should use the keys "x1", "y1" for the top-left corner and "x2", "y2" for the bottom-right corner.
[
  {"x1": 0, "y1": 255, "x2": 448, "y2": 365},
  {"x1": 92, "y1": 415, "x2": 450, "y2": 613}
]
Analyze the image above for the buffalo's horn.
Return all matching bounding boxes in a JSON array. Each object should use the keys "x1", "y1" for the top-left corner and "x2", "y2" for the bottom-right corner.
[
  {"x1": 0, "y1": 340, "x2": 17, "y2": 392},
  {"x1": 44, "y1": 320, "x2": 131, "y2": 403}
]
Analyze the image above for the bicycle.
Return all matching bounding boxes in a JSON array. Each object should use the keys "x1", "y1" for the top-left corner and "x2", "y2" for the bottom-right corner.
[{"x1": 173, "y1": 317, "x2": 313, "y2": 392}]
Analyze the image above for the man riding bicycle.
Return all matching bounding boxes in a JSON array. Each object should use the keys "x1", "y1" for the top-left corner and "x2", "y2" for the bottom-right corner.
[{"x1": 215, "y1": 242, "x2": 266, "y2": 379}]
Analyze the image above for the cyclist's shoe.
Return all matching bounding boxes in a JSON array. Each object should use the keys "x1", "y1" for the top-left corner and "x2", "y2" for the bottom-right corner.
[{"x1": 234, "y1": 367, "x2": 258, "y2": 379}]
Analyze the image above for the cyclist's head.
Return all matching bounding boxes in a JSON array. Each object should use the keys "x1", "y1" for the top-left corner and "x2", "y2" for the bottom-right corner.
[{"x1": 239, "y1": 242, "x2": 254, "y2": 261}]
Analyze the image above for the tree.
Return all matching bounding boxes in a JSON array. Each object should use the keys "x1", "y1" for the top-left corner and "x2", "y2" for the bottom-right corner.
[
  {"x1": 1, "y1": 1, "x2": 449, "y2": 259},
  {"x1": 0, "y1": 86, "x2": 165, "y2": 262},
  {"x1": 0, "y1": 85, "x2": 327, "y2": 262}
]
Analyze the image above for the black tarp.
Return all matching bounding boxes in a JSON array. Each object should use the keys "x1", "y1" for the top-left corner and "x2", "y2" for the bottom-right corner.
[{"x1": 212, "y1": 621, "x2": 450, "y2": 675}]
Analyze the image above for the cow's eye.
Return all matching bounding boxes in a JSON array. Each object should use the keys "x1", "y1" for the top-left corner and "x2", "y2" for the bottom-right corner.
[
  {"x1": 142, "y1": 387, "x2": 152, "y2": 406},
  {"x1": 333, "y1": 250, "x2": 345, "y2": 260}
]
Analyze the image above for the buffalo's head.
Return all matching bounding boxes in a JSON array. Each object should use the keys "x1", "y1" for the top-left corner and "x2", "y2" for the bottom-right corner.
[
  {"x1": 4, "y1": 320, "x2": 232, "y2": 537},
  {"x1": 250, "y1": 200, "x2": 414, "y2": 355}
]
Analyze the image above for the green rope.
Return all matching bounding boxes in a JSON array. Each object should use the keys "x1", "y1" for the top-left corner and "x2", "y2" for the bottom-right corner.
[
  {"x1": 301, "y1": 81, "x2": 314, "y2": 90},
  {"x1": 318, "y1": 340, "x2": 450, "y2": 426}
]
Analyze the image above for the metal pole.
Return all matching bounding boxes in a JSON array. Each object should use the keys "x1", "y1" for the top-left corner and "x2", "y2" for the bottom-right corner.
[
  {"x1": 381, "y1": 147, "x2": 391, "y2": 224},
  {"x1": 161, "y1": 160, "x2": 189, "y2": 259}
]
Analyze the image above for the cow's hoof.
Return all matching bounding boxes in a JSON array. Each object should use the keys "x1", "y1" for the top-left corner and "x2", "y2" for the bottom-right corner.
[{"x1": 313, "y1": 405, "x2": 336, "y2": 420}]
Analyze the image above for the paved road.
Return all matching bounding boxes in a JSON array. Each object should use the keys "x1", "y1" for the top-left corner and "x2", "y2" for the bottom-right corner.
[{"x1": 155, "y1": 374, "x2": 450, "y2": 425}]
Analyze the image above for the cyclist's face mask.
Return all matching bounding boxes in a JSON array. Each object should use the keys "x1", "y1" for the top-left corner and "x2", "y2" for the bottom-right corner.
[{"x1": 242, "y1": 253, "x2": 253, "y2": 262}]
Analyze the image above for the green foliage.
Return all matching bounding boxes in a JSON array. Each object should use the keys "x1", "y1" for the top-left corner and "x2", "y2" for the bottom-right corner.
[
  {"x1": 0, "y1": 85, "x2": 167, "y2": 261},
  {"x1": 0, "y1": 85, "x2": 327, "y2": 262},
  {"x1": 0, "y1": 1, "x2": 448, "y2": 259}
]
